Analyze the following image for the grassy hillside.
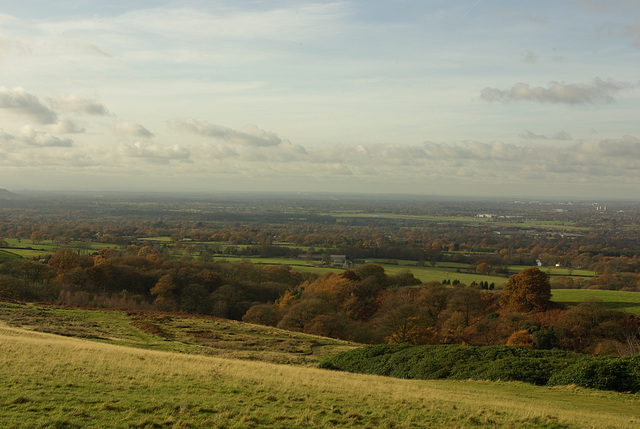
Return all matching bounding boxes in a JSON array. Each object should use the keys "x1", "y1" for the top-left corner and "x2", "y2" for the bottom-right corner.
[
  {"x1": 0, "y1": 302, "x2": 352, "y2": 365},
  {"x1": 552, "y1": 289, "x2": 640, "y2": 316},
  {"x1": 0, "y1": 326, "x2": 638, "y2": 428},
  {"x1": 1, "y1": 303, "x2": 640, "y2": 428}
]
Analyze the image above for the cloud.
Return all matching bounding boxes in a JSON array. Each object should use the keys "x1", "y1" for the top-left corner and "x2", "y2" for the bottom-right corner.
[
  {"x1": 3, "y1": 131, "x2": 640, "y2": 195},
  {"x1": 213, "y1": 136, "x2": 640, "y2": 184},
  {"x1": 480, "y1": 78, "x2": 634, "y2": 104},
  {"x1": 0, "y1": 87, "x2": 57, "y2": 124},
  {"x1": 115, "y1": 120, "x2": 154, "y2": 138},
  {"x1": 51, "y1": 94, "x2": 109, "y2": 115},
  {"x1": 49, "y1": 118, "x2": 86, "y2": 134},
  {"x1": 167, "y1": 119, "x2": 282, "y2": 147},
  {"x1": 520, "y1": 130, "x2": 572, "y2": 140},
  {"x1": 118, "y1": 142, "x2": 191, "y2": 164},
  {"x1": 0, "y1": 129, "x2": 15, "y2": 145},
  {"x1": 574, "y1": 135, "x2": 640, "y2": 158},
  {"x1": 18, "y1": 125, "x2": 73, "y2": 147}
]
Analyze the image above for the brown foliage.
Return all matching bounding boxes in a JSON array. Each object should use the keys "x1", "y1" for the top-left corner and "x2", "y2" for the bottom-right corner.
[
  {"x1": 506, "y1": 329, "x2": 535, "y2": 348},
  {"x1": 242, "y1": 304, "x2": 281, "y2": 327},
  {"x1": 499, "y1": 267, "x2": 551, "y2": 312}
]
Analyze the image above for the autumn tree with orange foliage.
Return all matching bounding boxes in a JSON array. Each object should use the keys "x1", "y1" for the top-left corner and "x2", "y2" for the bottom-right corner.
[{"x1": 499, "y1": 267, "x2": 551, "y2": 312}]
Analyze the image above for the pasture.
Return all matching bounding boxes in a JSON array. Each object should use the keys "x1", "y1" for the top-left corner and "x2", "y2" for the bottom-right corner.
[
  {"x1": 324, "y1": 211, "x2": 588, "y2": 231},
  {"x1": 551, "y1": 289, "x2": 640, "y2": 316},
  {"x1": 1, "y1": 308, "x2": 640, "y2": 428},
  {"x1": 0, "y1": 302, "x2": 351, "y2": 364}
]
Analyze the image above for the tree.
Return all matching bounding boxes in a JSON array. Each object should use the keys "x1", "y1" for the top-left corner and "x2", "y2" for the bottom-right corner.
[
  {"x1": 243, "y1": 304, "x2": 281, "y2": 327},
  {"x1": 499, "y1": 267, "x2": 551, "y2": 312},
  {"x1": 180, "y1": 283, "x2": 210, "y2": 314},
  {"x1": 476, "y1": 262, "x2": 492, "y2": 275},
  {"x1": 449, "y1": 288, "x2": 483, "y2": 327},
  {"x1": 48, "y1": 248, "x2": 81, "y2": 274},
  {"x1": 150, "y1": 274, "x2": 178, "y2": 311},
  {"x1": 31, "y1": 231, "x2": 44, "y2": 244}
]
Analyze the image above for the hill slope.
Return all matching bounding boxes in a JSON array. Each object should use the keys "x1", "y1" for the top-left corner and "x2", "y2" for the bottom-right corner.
[
  {"x1": 1, "y1": 302, "x2": 640, "y2": 428},
  {"x1": 2, "y1": 323, "x2": 640, "y2": 428},
  {"x1": 0, "y1": 301, "x2": 353, "y2": 364}
]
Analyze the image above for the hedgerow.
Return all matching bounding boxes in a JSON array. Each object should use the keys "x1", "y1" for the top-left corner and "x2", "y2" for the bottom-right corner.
[{"x1": 319, "y1": 344, "x2": 640, "y2": 393}]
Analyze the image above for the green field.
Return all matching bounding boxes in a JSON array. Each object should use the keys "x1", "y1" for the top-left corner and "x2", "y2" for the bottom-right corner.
[
  {"x1": 552, "y1": 289, "x2": 640, "y2": 315},
  {"x1": 324, "y1": 211, "x2": 587, "y2": 231},
  {"x1": 215, "y1": 256, "x2": 510, "y2": 286},
  {"x1": 1, "y1": 303, "x2": 639, "y2": 428},
  {"x1": 0, "y1": 302, "x2": 351, "y2": 364},
  {"x1": 0, "y1": 238, "x2": 119, "y2": 258}
]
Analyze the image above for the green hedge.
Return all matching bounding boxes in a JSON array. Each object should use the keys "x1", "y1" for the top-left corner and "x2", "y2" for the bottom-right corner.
[
  {"x1": 548, "y1": 355, "x2": 640, "y2": 392},
  {"x1": 319, "y1": 344, "x2": 640, "y2": 393}
]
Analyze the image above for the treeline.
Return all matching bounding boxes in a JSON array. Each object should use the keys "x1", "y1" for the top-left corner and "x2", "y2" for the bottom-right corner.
[
  {"x1": 0, "y1": 248, "x2": 308, "y2": 320},
  {"x1": 1, "y1": 246, "x2": 639, "y2": 355},
  {"x1": 243, "y1": 265, "x2": 640, "y2": 355}
]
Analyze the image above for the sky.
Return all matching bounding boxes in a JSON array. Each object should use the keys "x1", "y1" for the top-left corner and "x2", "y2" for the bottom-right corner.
[{"x1": 0, "y1": 0, "x2": 639, "y2": 200}]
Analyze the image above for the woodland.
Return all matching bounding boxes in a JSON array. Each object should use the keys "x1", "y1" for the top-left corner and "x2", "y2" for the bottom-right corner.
[{"x1": 1, "y1": 191, "x2": 640, "y2": 356}]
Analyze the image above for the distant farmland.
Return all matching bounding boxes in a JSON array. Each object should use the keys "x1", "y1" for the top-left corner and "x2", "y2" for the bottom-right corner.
[{"x1": 552, "y1": 289, "x2": 640, "y2": 315}]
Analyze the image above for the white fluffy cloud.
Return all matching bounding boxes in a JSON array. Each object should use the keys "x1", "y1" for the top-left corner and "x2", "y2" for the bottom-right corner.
[
  {"x1": 0, "y1": 87, "x2": 57, "y2": 124},
  {"x1": 51, "y1": 94, "x2": 109, "y2": 115},
  {"x1": 118, "y1": 142, "x2": 191, "y2": 164},
  {"x1": 115, "y1": 120, "x2": 154, "y2": 138},
  {"x1": 18, "y1": 125, "x2": 73, "y2": 147},
  {"x1": 168, "y1": 119, "x2": 283, "y2": 147},
  {"x1": 49, "y1": 118, "x2": 86, "y2": 134},
  {"x1": 480, "y1": 78, "x2": 634, "y2": 105}
]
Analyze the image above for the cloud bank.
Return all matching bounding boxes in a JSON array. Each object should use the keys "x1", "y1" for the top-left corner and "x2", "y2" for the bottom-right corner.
[
  {"x1": 118, "y1": 142, "x2": 191, "y2": 164},
  {"x1": 480, "y1": 78, "x2": 634, "y2": 105}
]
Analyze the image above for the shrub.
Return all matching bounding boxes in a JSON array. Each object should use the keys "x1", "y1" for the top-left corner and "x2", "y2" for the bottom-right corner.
[
  {"x1": 548, "y1": 355, "x2": 640, "y2": 392},
  {"x1": 321, "y1": 344, "x2": 640, "y2": 393}
]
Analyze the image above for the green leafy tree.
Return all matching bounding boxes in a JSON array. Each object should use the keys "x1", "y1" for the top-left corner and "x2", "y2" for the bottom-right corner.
[{"x1": 499, "y1": 267, "x2": 551, "y2": 312}]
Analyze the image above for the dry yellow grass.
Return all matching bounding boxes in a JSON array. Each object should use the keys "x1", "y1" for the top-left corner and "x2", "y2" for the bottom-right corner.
[{"x1": 1, "y1": 323, "x2": 640, "y2": 428}]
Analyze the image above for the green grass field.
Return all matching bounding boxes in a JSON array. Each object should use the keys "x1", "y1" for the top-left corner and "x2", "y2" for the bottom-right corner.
[
  {"x1": 1, "y1": 303, "x2": 640, "y2": 428},
  {"x1": 324, "y1": 211, "x2": 587, "y2": 231},
  {"x1": 552, "y1": 289, "x2": 640, "y2": 315},
  {"x1": 215, "y1": 256, "x2": 511, "y2": 286},
  {"x1": 0, "y1": 302, "x2": 352, "y2": 364},
  {"x1": 0, "y1": 237, "x2": 119, "y2": 258}
]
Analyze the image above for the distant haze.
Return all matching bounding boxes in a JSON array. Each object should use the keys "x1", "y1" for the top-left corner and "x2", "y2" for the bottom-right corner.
[{"x1": 0, "y1": 1, "x2": 639, "y2": 200}]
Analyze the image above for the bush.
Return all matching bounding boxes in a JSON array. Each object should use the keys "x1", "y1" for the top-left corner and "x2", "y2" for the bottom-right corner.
[
  {"x1": 321, "y1": 344, "x2": 640, "y2": 393},
  {"x1": 548, "y1": 355, "x2": 640, "y2": 392}
]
